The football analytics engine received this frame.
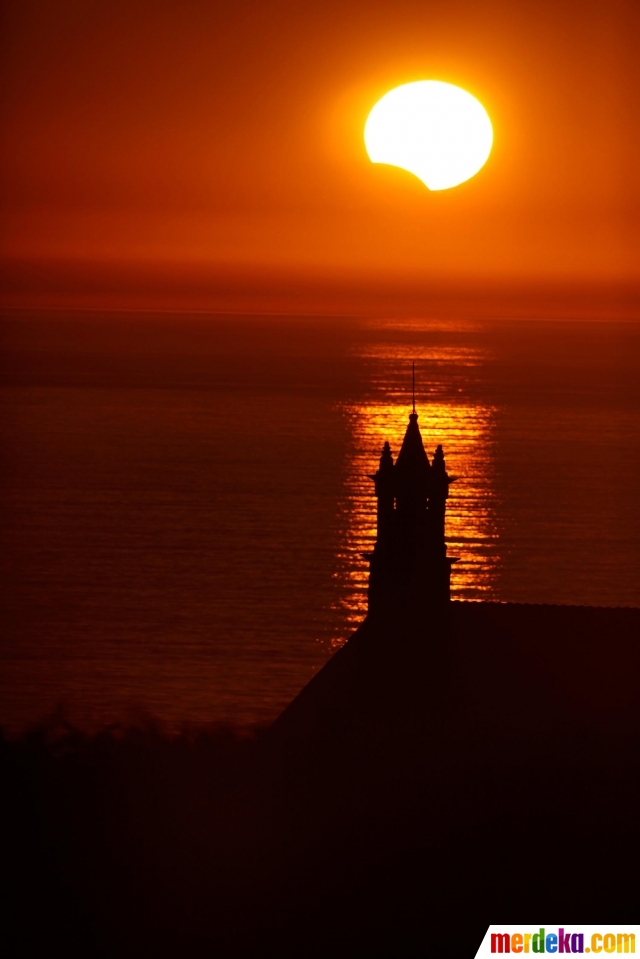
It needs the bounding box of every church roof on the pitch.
[395,411,430,473]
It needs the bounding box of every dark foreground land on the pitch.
[3,603,639,958]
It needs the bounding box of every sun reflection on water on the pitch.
[330,343,499,648]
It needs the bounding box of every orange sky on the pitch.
[1,0,639,308]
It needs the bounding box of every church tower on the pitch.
[365,406,456,617]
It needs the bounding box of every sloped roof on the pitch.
[394,411,430,474]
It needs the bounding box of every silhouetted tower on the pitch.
[366,399,456,618]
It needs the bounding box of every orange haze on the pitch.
[1,0,639,312]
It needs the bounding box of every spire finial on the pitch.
[412,361,415,414]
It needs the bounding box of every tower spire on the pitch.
[366,368,457,614]
[412,361,415,414]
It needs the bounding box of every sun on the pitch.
[364,80,493,191]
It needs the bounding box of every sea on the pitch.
[1,310,639,734]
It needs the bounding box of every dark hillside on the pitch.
[3,602,639,958]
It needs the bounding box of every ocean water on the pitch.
[1,311,639,733]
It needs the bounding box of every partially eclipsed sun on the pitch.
[364,80,493,191]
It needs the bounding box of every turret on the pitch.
[370,441,394,545]
[429,444,454,551]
